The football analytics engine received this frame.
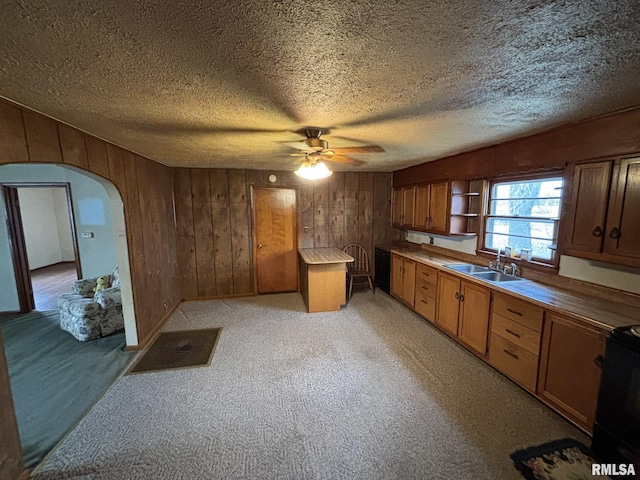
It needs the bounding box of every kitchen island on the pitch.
[298,247,354,313]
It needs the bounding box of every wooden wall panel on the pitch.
[58,124,89,170]
[85,136,110,179]
[228,170,252,294]
[357,173,374,262]
[210,170,233,296]
[106,144,127,197]
[0,100,29,164]
[343,172,359,247]
[22,110,62,163]
[313,177,330,247]
[173,168,198,299]
[329,172,345,248]
[190,169,217,297]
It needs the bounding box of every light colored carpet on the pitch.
[32,292,586,479]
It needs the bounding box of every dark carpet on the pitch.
[128,328,221,374]
[1,310,134,469]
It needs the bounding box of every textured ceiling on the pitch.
[1,1,639,171]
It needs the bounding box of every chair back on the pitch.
[343,244,370,273]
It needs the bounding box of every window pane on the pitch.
[490,198,560,218]
[485,217,556,260]
[485,232,554,260]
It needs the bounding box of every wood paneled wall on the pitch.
[173,168,399,299]
[0,99,180,344]
[393,107,640,186]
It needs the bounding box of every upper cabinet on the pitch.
[392,180,482,236]
[563,156,640,267]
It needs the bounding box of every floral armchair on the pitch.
[57,265,124,341]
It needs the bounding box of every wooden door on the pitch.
[564,161,612,253]
[401,187,415,228]
[402,258,416,307]
[414,185,430,230]
[436,273,460,336]
[538,313,605,432]
[429,181,449,234]
[392,188,403,226]
[458,281,491,356]
[391,254,404,298]
[604,157,640,259]
[253,188,297,293]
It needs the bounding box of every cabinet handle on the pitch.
[506,308,522,316]
[425,216,429,223]
[428,216,432,222]
[454,292,459,300]
[503,350,519,360]
[609,227,621,239]
[421,285,429,291]
[594,354,604,368]
[592,226,603,237]
[257,244,263,249]
[505,329,521,338]
[459,294,465,302]
[420,299,428,305]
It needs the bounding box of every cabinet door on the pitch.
[402,187,416,228]
[429,181,449,234]
[414,185,430,230]
[538,313,605,432]
[458,281,491,356]
[603,157,640,259]
[391,254,403,299]
[402,259,416,307]
[564,161,611,253]
[436,273,460,336]
[392,189,403,226]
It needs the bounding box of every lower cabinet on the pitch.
[537,313,606,432]
[414,264,438,322]
[436,272,491,356]
[391,254,416,307]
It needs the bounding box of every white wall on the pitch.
[405,229,640,295]
[0,164,118,311]
[17,187,75,270]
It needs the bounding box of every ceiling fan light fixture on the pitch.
[294,159,333,180]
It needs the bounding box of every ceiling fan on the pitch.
[286,129,385,167]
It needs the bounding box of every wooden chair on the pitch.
[343,244,374,300]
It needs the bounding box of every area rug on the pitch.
[511,438,609,479]
[128,328,220,373]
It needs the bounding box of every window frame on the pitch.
[479,172,564,268]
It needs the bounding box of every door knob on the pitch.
[257,244,263,249]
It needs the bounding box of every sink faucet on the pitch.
[489,249,502,271]
[502,262,518,277]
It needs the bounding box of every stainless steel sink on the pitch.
[443,264,492,274]
[471,271,522,282]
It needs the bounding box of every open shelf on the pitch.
[449,179,484,235]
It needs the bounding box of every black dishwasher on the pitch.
[374,247,391,294]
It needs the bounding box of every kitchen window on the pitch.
[483,176,563,264]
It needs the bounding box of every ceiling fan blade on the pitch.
[289,153,308,157]
[283,141,314,152]
[331,145,385,154]
[326,155,365,166]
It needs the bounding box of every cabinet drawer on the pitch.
[415,277,437,299]
[493,293,543,333]
[416,263,438,283]
[491,313,541,355]
[489,333,539,392]
[415,291,436,321]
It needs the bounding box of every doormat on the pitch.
[510,438,609,480]
[128,328,221,374]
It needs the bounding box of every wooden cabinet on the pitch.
[392,187,415,228]
[488,293,543,392]
[414,263,438,322]
[391,253,415,307]
[436,272,491,355]
[449,179,483,236]
[563,156,640,267]
[537,313,606,433]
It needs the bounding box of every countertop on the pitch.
[390,247,640,331]
[299,247,354,265]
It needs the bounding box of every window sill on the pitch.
[475,249,559,274]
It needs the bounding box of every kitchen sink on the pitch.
[443,264,491,274]
[471,271,522,282]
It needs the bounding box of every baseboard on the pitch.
[181,292,257,301]
[126,300,181,351]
